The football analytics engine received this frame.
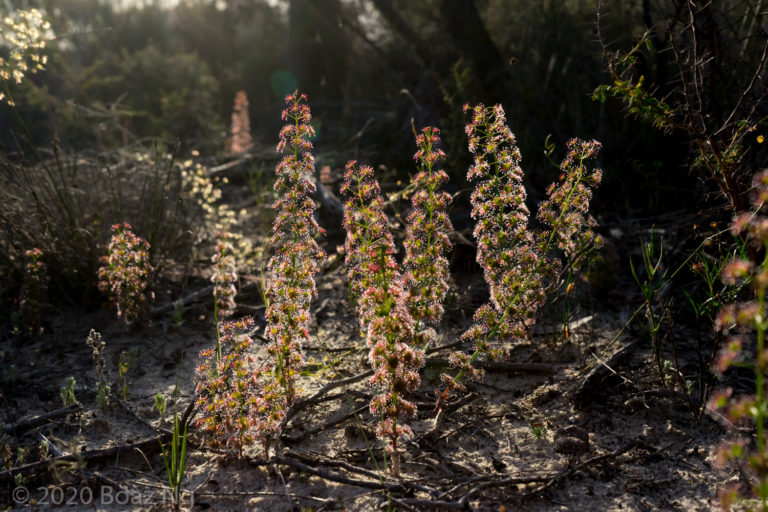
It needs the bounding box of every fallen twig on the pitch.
[284,369,374,424]
[283,404,369,444]
[3,403,82,436]
[0,435,168,482]
[269,454,435,495]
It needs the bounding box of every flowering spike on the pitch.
[461,103,545,359]
[341,160,425,476]
[536,138,603,270]
[402,127,453,345]
[265,91,325,405]
[20,247,47,333]
[435,106,602,414]
[226,90,254,155]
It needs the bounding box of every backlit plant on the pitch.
[194,317,259,455]
[436,104,602,412]
[342,160,425,476]
[0,8,52,105]
[402,126,453,347]
[264,91,325,405]
[97,223,153,325]
[708,169,768,511]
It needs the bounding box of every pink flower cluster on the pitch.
[708,169,768,508]
[341,160,425,476]
[195,317,283,456]
[402,127,453,345]
[97,223,153,325]
[211,231,238,319]
[265,91,325,405]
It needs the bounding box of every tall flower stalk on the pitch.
[342,161,425,476]
[435,105,601,413]
[264,91,325,405]
[536,139,603,270]
[402,127,453,347]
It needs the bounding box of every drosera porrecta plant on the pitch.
[341,160,425,477]
[435,104,602,413]
[97,223,154,326]
[264,90,325,405]
[708,169,768,511]
[402,126,454,348]
[194,317,259,455]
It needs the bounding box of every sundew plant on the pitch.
[264,91,325,406]
[341,160,425,476]
[436,104,602,412]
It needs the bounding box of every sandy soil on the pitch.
[0,255,740,512]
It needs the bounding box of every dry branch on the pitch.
[3,403,82,436]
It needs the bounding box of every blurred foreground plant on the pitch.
[709,170,768,511]
[0,8,52,105]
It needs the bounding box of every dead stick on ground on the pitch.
[0,400,196,483]
[269,455,433,495]
[283,404,369,443]
[3,403,82,436]
[283,369,374,424]
[282,450,437,494]
[0,435,168,482]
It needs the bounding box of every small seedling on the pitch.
[159,386,188,511]
[530,422,547,440]
[118,350,130,400]
[39,437,50,460]
[15,446,28,465]
[154,393,168,424]
[60,376,76,406]
[173,300,184,327]
[630,228,667,381]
